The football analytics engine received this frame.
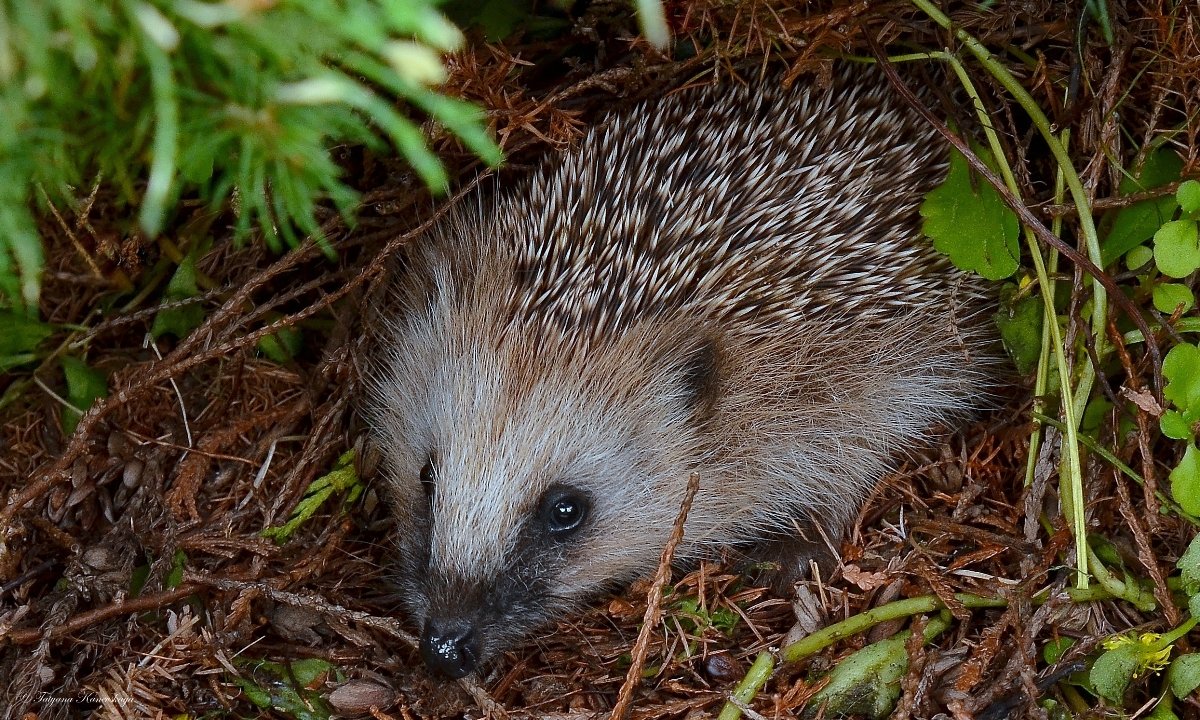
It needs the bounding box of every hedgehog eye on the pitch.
[419,457,435,497]
[539,488,590,536]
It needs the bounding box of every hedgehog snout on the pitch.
[415,569,557,677]
[420,615,481,678]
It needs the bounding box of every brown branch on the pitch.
[1042,180,1188,218]
[1106,320,1176,624]
[1107,319,1163,520]
[183,573,419,648]
[610,472,701,720]
[4,584,201,645]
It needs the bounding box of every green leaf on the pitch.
[166,550,187,589]
[0,311,53,371]
[150,253,206,339]
[672,597,740,635]
[1101,149,1184,266]
[233,676,273,709]
[993,284,1043,375]
[1092,632,1175,704]
[129,563,150,597]
[0,208,46,311]
[1177,533,1200,597]
[1043,637,1075,665]
[1126,244,1154,270]
[1154,220,1200,279]
[179,142,215,185]
[1147,695,1181,720]
[232,658,337,719]
[1178,180,1200,215]
[1090,642,1144,703]
[1,1,497,310]
[290,658,336,687]
[257,326,303,363]
[0,311,53,355]
[809,633,909,719]
[1154,283,1196,314]
[1169,653,1200,698]
[1120,149,1185,194]
[1161,410,1195,441]
[60,356,108,436]
[1081,395,1114,434]
[406,89,504,167]
[1090,533,1126,568]
[1103,196,1181,266]
[922,149,1020,280]
[136,26,179,238]
[1084,0,1114,45]
[1171,444,1200,518]
[1163,344,1200,413]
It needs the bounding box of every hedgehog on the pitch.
[367,67,996,679]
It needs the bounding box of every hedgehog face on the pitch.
[371,305,717,678]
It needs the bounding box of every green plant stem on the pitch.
[1061,684,1090,715]
[716,650,774,720]
[911,0,1105,590]
[716,578,1184,719]
[1026,138,1067,489]
[1154,615,1199,648]
[781,593,1006,663]
[1062,584,1118,603]
[1086,544,1157,612]
[1125,317,1200,343]
[936,51,1089,587]
[1042,569,1186,604]
[922,611,953,641]
[718,606,963,720]
[865,38,1091,586]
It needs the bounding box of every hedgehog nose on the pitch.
[420,618,479,678]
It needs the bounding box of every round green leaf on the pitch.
[1164,344,1200,411]
[1126,244,1154,270]
[1043,637,1076,665]
[1161,410,1194,441]
[1104,197,1181,266]
[1090,643,1142,703]
[1178,533,1200,596]
[1169,653,1200,698]
[1153,283,1196,314]
[60,356,108,436]
[1171,444,1200,517]
[1178,179,1200,215]
[1154,220,1200,278]
[1102,149,1184,266]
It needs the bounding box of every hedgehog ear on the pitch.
[671,332,722,421]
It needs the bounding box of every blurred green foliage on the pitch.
[0,0,503,314]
